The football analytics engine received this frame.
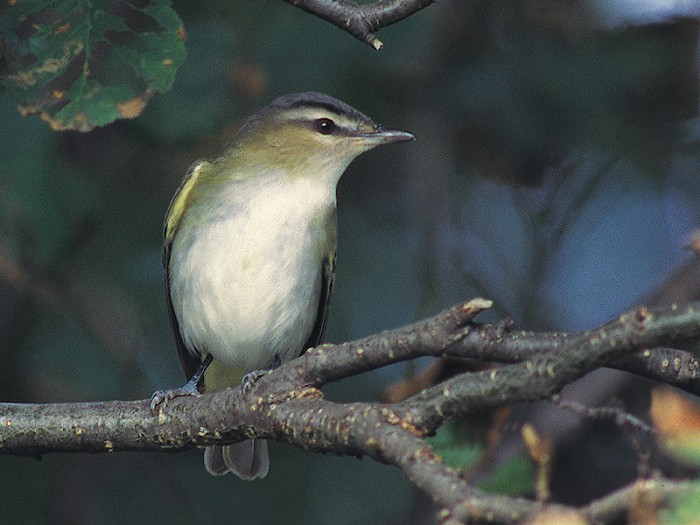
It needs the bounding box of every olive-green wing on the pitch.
[163,160,210,380]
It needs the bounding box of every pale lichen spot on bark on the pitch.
[635,307,651,323]
[366,437,379,448]
[438,509,451,521]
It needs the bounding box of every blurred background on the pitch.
[1,0,699,523]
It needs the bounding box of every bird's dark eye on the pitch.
[314,118,336,135]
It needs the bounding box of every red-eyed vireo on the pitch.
[153,92,414,479]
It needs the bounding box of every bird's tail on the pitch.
[204,439,269,480]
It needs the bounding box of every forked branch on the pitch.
[1,299,698,523]
[283,0,436,49]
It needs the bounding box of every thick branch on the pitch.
[283,0,436,49]
[5,300,697,455]
[283,299,700,396]
[400,304,700,430]
[1,300,699,523]
[451,327,700,395]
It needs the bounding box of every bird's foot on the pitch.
[242,355,282,395]
[242,370,267,395]
[150,380,200,414]
[151,354,212,413]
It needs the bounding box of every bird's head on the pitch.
[225,92,414,182]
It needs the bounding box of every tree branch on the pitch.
[282,0,436,49]
[2,299,699,523]
[399,304,700,430]
[450,327,700,396]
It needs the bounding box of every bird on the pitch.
[154,91,414,479]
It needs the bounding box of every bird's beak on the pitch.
[361,129,415,144]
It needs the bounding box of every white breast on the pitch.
[169,174,335,371]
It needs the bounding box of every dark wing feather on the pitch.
[163,239,202,381]
[302,252,335,353]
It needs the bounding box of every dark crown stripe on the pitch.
[268,92,374,126]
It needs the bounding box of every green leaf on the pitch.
[0,0,186,131]
[428,421,485,470]
[660,482,700,525]
[477,454,534,497]
[428,420,534,497]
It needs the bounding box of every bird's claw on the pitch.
[150,381,200,414]
[242,370,267,395]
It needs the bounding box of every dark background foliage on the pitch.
[1,1,699,523]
